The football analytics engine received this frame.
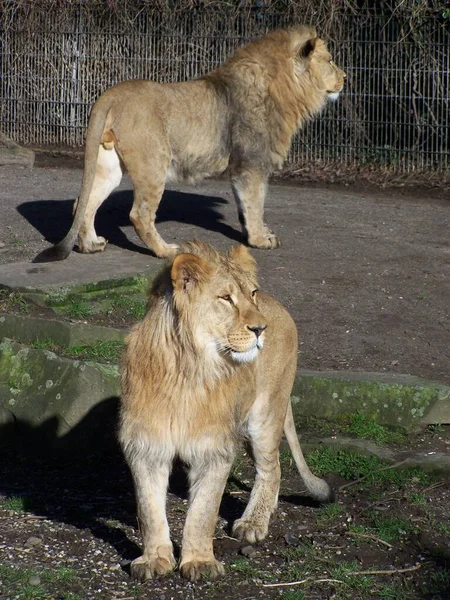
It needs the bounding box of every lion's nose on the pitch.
[248,325,267,338]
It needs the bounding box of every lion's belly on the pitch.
[121,411,237,465]
[165,153,229,185]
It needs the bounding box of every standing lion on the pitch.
[34,26,345,263]
[119,241,333,582]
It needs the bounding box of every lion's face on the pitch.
[305,38,346,101]
[171,243,266,364]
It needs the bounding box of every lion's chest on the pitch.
[127,377,254,461]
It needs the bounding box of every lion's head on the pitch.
[168,241,266,364]
[215,25,346,166]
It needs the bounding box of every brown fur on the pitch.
[119,241,333,582]
[33,26,345,263]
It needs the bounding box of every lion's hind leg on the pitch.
[126,158,179,259]
[77,145,123,254]
[125,449,176,582]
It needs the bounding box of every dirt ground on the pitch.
[0,156,449,384]
[1,428,450,600]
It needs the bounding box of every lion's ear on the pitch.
[229,245,257,275]
[171,253,212,293]
[299,37,318,59]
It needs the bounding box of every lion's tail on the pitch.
[33,100,112,263]
[284,402,334,503]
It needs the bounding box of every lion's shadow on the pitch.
[0,397,324,569]
[18,188,243,255]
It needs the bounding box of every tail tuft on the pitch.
[32,244,71,263]
[308,477,335,504]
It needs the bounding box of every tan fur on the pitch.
[119,241,333,582]
[33,26,345,264]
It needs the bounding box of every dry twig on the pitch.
[262,564,421,588]
[263,577,344,588]
[346,530,394,549]
[422,480,450,494]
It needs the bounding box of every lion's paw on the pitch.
[180,559,225,582]
[232,517,269,544]
[248,232,280,250]
[77,236,108,254]
[154,243,180,259]
[130,554,175,582]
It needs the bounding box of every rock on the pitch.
[240,545,257,558]
[284,533,299,546]
[28,574,41,586]
[25,536,43,548]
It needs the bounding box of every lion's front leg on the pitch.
[179,457,233,582]
[127,455,176,582]
[231,170,280,250]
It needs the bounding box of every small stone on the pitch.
[0,242,5,248]
[29,574,41,586]
[25,536,43,548]
[240,545,257,558]
[284,533,299,546]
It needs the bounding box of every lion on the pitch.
[119,240,333,582]
[33,26,345,264]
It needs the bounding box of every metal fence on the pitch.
[0,2,449,175]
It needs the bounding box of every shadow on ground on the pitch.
[17,188,243,255]
[0,397,330,567]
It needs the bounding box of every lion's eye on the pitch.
[251,289,258,298]
[219,294,234,305]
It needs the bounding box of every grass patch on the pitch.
[0,564,81,600]
[107,295,146,320]
[0,289,29,313]
[346,414,406,444]
[32,339,124,363]
[315,503,344,525]
[60,300,92,320]
[3,495,27,512]
[230,557,274,581]
[408,492,427,506]
[350,515,416,543]
[305,447,434,487]
[296,414,407,445]
[436,522,450,535]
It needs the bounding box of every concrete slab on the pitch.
[0,246,160,291]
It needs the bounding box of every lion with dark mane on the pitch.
[34,26,345,263]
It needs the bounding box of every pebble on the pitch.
[240,545,257,558]
[0,242,5,248]
[29,574,41,586]
[284,533,299,546]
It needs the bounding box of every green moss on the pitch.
[31,339,124,363]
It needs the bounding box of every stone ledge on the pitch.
[1,340,449,456]
[292,371,449,432]
[0,312,125,347]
